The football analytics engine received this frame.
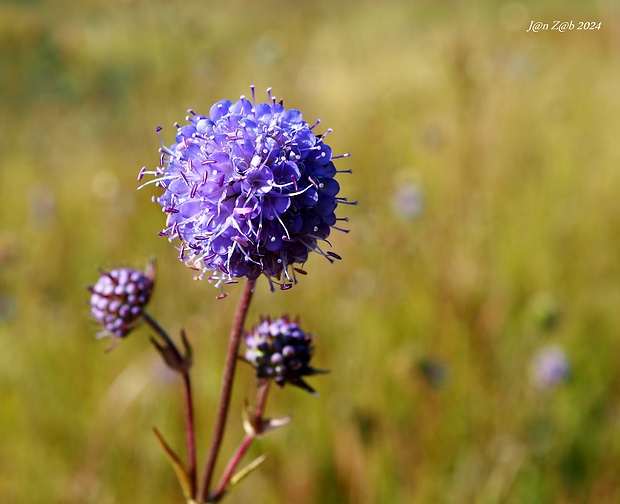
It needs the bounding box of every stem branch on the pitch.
[212,381,271,501]
[143,312,197,497]
[142,311,177,356]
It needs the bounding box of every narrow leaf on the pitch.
[242,398,255,436]
[229,453,269,489]
[152,427,193,501]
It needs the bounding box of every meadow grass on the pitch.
[1,0,620,502]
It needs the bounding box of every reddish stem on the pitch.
[183,372,197,497]
[198,279,256,503]
[212,433,253,501]
[143,311,181,361]
[143,312,197,497]
[253,379,271,420]
[212,381,271,501]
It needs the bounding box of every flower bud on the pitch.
[89,263,155,338]
[245,316,325,395]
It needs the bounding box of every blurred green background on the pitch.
[2,0,620,502]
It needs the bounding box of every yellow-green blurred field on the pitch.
[2,0,620,502]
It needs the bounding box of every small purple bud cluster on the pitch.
[244,316,323,395]
[140,86,353,289]
[89,266,155,337]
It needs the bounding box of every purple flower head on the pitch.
[244,316,326,395]
[530,346,571,389]
[392,183,424,220]
[140,87,353,290]
[89,262,155,338]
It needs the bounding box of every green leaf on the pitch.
[152,427,194,501]
[229,453,268,490]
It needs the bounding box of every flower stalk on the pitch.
[211,381,271,502]
[143,312,197,496]
[198,278,256,503]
